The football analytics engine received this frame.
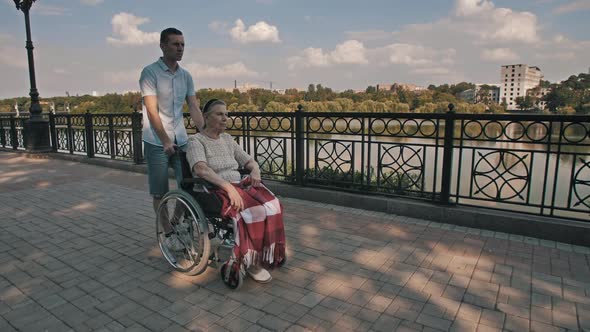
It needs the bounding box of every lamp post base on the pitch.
[24,118,51,153]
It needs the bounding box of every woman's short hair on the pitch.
[202,99,226,114]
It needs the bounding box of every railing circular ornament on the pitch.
[504,121,526,141]
[280,117,291,131]
[524,121,549,142]
[562,122,589,144]
[418,119,437,137]
[308,117,322,133]
[379,144,423,191]
[483,121,503,140]
[320,118,336,133]
[371,118,386,135]
[464,120,483,139]
[401,119,419,136]
[385,119,403,136]
[473,150,529,201]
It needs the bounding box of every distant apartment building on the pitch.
[376,84,393,91]
[393,83,426,92]
[500,64,543,110]
[458,84,500,104]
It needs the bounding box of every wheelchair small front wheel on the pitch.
[220,260,243,290]
[156,190,211,276]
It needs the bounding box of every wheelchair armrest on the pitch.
[181,170,251,192]
[181,178,216,191]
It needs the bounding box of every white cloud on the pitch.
[413,67,451,75]
[535,52,577,60]
[53,68,68,75]
[387,43,456,66]
[455,0,494,16]
[454,0,539,43]
[0,34,27,68]
[208,21,228,34]
[331,40,369,65]
[185,62,258,79]
[106,13,159,46]
[229,19,281,44]
[0,47,27,69]
[80,0,104,5]
[295,48,330,67]
[481,48,519,61]
[103,68,142,84]
[288,40,368,70]
[33,4,70,16]
[554,0,590,14]
[344,30,393,41]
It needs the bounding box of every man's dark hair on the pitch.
[160,28,183,44]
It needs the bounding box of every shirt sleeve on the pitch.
[139,67,157,97]
[186,72,196,97]
[186,137,207,173]
[231,137,253,168]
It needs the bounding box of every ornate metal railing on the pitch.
[1,107,588,221]
[0,114,29,151]
[451,113,590,220]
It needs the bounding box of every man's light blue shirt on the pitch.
[140,57,195,146]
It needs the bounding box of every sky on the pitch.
[1,0,589,99]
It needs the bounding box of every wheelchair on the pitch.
[155,151,248,289]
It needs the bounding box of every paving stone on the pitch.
[1,153,590,332]
[416,312,452,330]
[371,314,400,332]
[479,309,505,328]
[504,314,530,331]
[258,314,292,332]
[297,291,325,308]
[450,319,477,332]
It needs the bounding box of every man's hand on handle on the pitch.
[163,141,177,157]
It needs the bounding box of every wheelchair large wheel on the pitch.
[156,190,210,276]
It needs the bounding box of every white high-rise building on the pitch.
[500,64,543,110]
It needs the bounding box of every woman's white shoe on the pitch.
[246,265,272,283]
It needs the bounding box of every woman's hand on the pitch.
[250,168,262,187]
[222,183,244,211]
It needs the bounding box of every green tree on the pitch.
[305,84,316,101]
[365,86,377,94]
[514,96,535,110]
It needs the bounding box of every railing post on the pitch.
[0,117,6,148]
[66,114,74,154]
[10,115,18,150]
[131,107,143,164]
[440,103,455,204]
[295,104,304,185]
[48,110,57,151]
[85,110,94,158]
[108,115,116,159]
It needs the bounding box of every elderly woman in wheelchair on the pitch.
[155,99,286,289]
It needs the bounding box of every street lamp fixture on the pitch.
[14,0,51,152]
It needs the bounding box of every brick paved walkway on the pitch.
[1,152,590,332]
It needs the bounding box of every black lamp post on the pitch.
[14,0,51,152]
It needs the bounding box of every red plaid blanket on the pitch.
[213,178,286,268]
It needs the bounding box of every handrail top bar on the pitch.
[3,111,584,122]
